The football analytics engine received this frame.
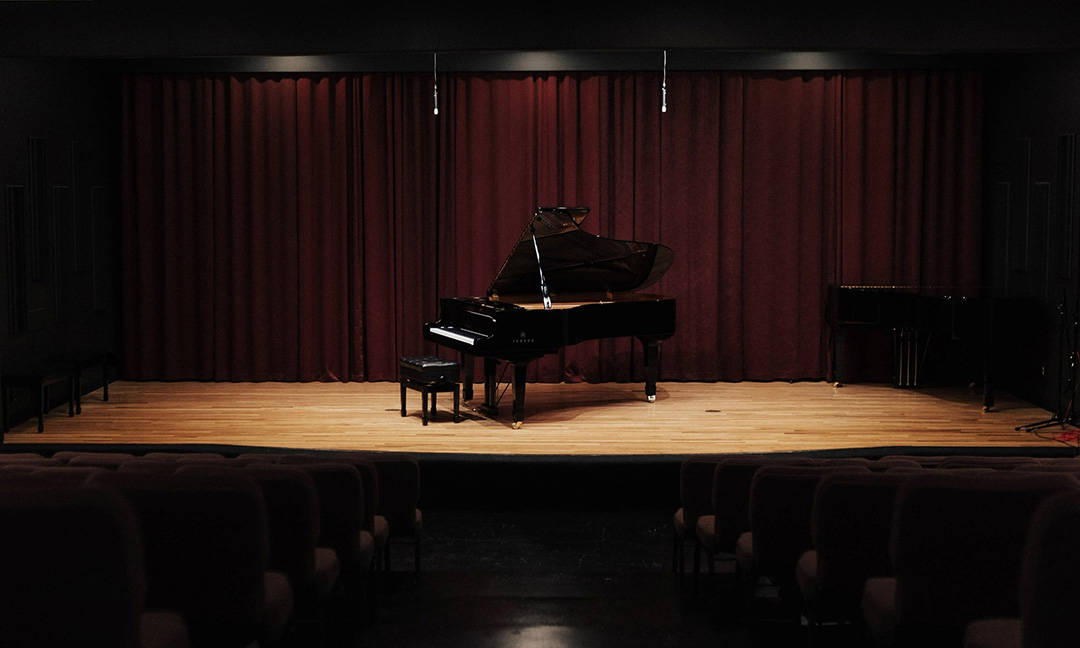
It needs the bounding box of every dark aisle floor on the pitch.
[339,507,823,648]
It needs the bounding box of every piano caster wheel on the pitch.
[512,421,522,430]
[647,394,656,402]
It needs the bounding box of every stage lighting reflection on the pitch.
[494,625,582,647]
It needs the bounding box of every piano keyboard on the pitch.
[428,326,478,346]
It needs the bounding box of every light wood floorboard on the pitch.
[2,380,1072,455]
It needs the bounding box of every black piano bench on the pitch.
[399,356,461,426]
[2,360,78,434]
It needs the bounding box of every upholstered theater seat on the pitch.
[87,471,273,648]
[862,472,1078,647]
[0,482,189,648]
[964,491,1080,648]
[797,472,914,643]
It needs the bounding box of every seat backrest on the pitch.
[65,452,136,469]
[0,455,61,466]
[289,462,364,564]
[678,455,726,529]
[29,466,111,484]
[143,452,226,462]
[880,454,948,467]
[869,458,923,471]
[891,472,1078,636]
[117,459,178,474]
[367,454,420,537]
[1020,491,1080,647]
[0,484,145,648]
[710,454,818,550]
[812,472,913,612]
[278,453,379,533]
[750,464,870,584]
[938,455,1038,470]
[88,470,267,648]
[236,464,320,593]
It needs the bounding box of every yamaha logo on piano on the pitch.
[514,331,535,344]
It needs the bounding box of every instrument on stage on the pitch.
[826,283,995,409]
[423,206,676,427]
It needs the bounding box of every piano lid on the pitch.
[487,206,674,298]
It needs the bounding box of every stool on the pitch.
[2,362,78,434]
[399,356,461,426]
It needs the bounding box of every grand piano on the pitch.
[423,206,676,427]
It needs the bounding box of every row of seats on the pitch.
[0,449,422,648]
[673,453,1080,647]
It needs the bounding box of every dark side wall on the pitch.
[0,59,120,422]
[984,53,1080,415]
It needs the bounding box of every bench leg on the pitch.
[431,392,437,418]
[102,362,109,401]
[400,382,407,417]
[421,390,429,426]
[69,376,76,416]
[454,384,460,423]
[75,373,82,414]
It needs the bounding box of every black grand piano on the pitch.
[423,206,676,427]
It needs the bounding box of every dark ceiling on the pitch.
[0,0,1078,59]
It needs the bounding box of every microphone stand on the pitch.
[530,223,552,310]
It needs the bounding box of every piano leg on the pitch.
[477,357,499,417]
[461,352,474,401]
[512,363,527,429]
[642,338,660,402]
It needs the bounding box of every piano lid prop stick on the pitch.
[432,51,439,116]
[529,224,553,310]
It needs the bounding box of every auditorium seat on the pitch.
[862,472,1078,647]
[144,452,227,461]
[939,455,1039,470]
[87,470,281,648]
[880,455,948,467]
[30,465,110,484]
[797,472,914,644]
[868,458,922,471]
[276,453,387,570]
[672,455,725,575]
[288,462,372,593]
[962,491,1080,648]
[0,452,54,464]
[65,452,136,469]
[227,464,341,610]
[0,482,189,648]
[736,463,870,613]
[118,459,180,474]
[693,454,817,585]
[367,453,422,573]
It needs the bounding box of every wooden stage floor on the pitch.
[2,380,1074,456]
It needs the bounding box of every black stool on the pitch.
[399,356,460,425]
[2,361,78,434]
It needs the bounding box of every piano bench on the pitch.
[399,357,461,426]
[2,362,79,434]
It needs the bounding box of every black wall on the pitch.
[0,58,120,422]
[984,53,1080,414]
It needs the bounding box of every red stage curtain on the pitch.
[839,70,982,287]
[121,69,981,383]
